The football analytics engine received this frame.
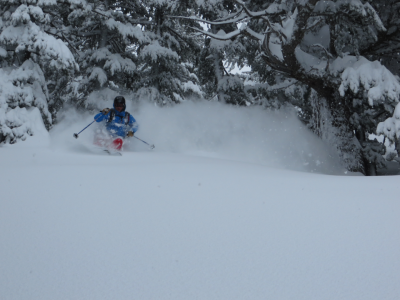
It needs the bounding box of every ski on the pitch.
[103,149,122,156]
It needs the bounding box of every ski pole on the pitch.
[133,135,155,149]
[73,114,104,139]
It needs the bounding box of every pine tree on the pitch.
[0,0,77,143]
[195,0,249,105]
[50,0,152,109]
[132,0,203,105]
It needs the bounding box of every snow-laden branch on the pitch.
[92,9,154,26]
[232,0,285,18]
[105,19,150,43]
[377,103,400,143]
[167,13,248,26]
[313,0,386,32]
[0,23,78,71]
[334,57,400,106]
[189,25,262,42]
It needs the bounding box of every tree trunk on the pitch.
[99,0,109,48]
[355,128,377,176]
[366,162,377,176]
[310,91,366,174]
[395,137,400,159]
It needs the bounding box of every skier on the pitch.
[93,96,138,151]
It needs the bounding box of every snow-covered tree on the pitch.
[48,0,154,109]
[189,0,400,175]
[194,0,249,105]
[0,0,77,143]
[132,0,203,105]
[377,102,400,161]
[362,0,400,75]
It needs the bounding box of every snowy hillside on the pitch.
[1,102,399,300]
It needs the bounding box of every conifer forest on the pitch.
[1,0,400,175]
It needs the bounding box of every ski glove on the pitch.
[127,131,134,137]
[102,108,110,115]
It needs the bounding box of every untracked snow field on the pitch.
[1,102,399,300]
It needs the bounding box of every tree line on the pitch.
[1,0,400,175]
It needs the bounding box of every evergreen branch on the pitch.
[167,14,248,26]
[92,9,112,19]
[165,26,200,50]
[92,9,153,26]
[360,32,400,56]
[73,31,102,37]
[267,81,298,92]
[310,44,333,58]
[222,63,230,76]
[232,0,285,19]
[212,8,244,22]
[304,17,324,32]
[189,26,261,42]
[60,34,80,57]
[189,27,241,41]
[259,50,291,75]
[44,28,80,57]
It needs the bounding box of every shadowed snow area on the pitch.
[1,101,399,300]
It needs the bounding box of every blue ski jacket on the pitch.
[94,109,138,138]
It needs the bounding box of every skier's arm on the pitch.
[94,110,110,122]
[128,116,139,133]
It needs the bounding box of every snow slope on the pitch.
[1,102,399,300]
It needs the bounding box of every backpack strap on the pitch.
[106,109,130,125]
[124,111,130,125]
[107,109,115,123]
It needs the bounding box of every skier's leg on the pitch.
[94,127,111,148]
[111,138,123,150]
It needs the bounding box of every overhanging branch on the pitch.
[189,26,262,42]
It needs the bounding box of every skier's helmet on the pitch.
[113,96,126,111]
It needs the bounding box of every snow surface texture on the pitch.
[1,101,400,300]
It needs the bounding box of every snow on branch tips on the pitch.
[0,23,77,71]
[377,103,400,143]
[313,0,386,33]
[89,67,108,87]
[90,49,136,75]
[140,41,179,62]
[105,19,150,43]
[336,57,400,106]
